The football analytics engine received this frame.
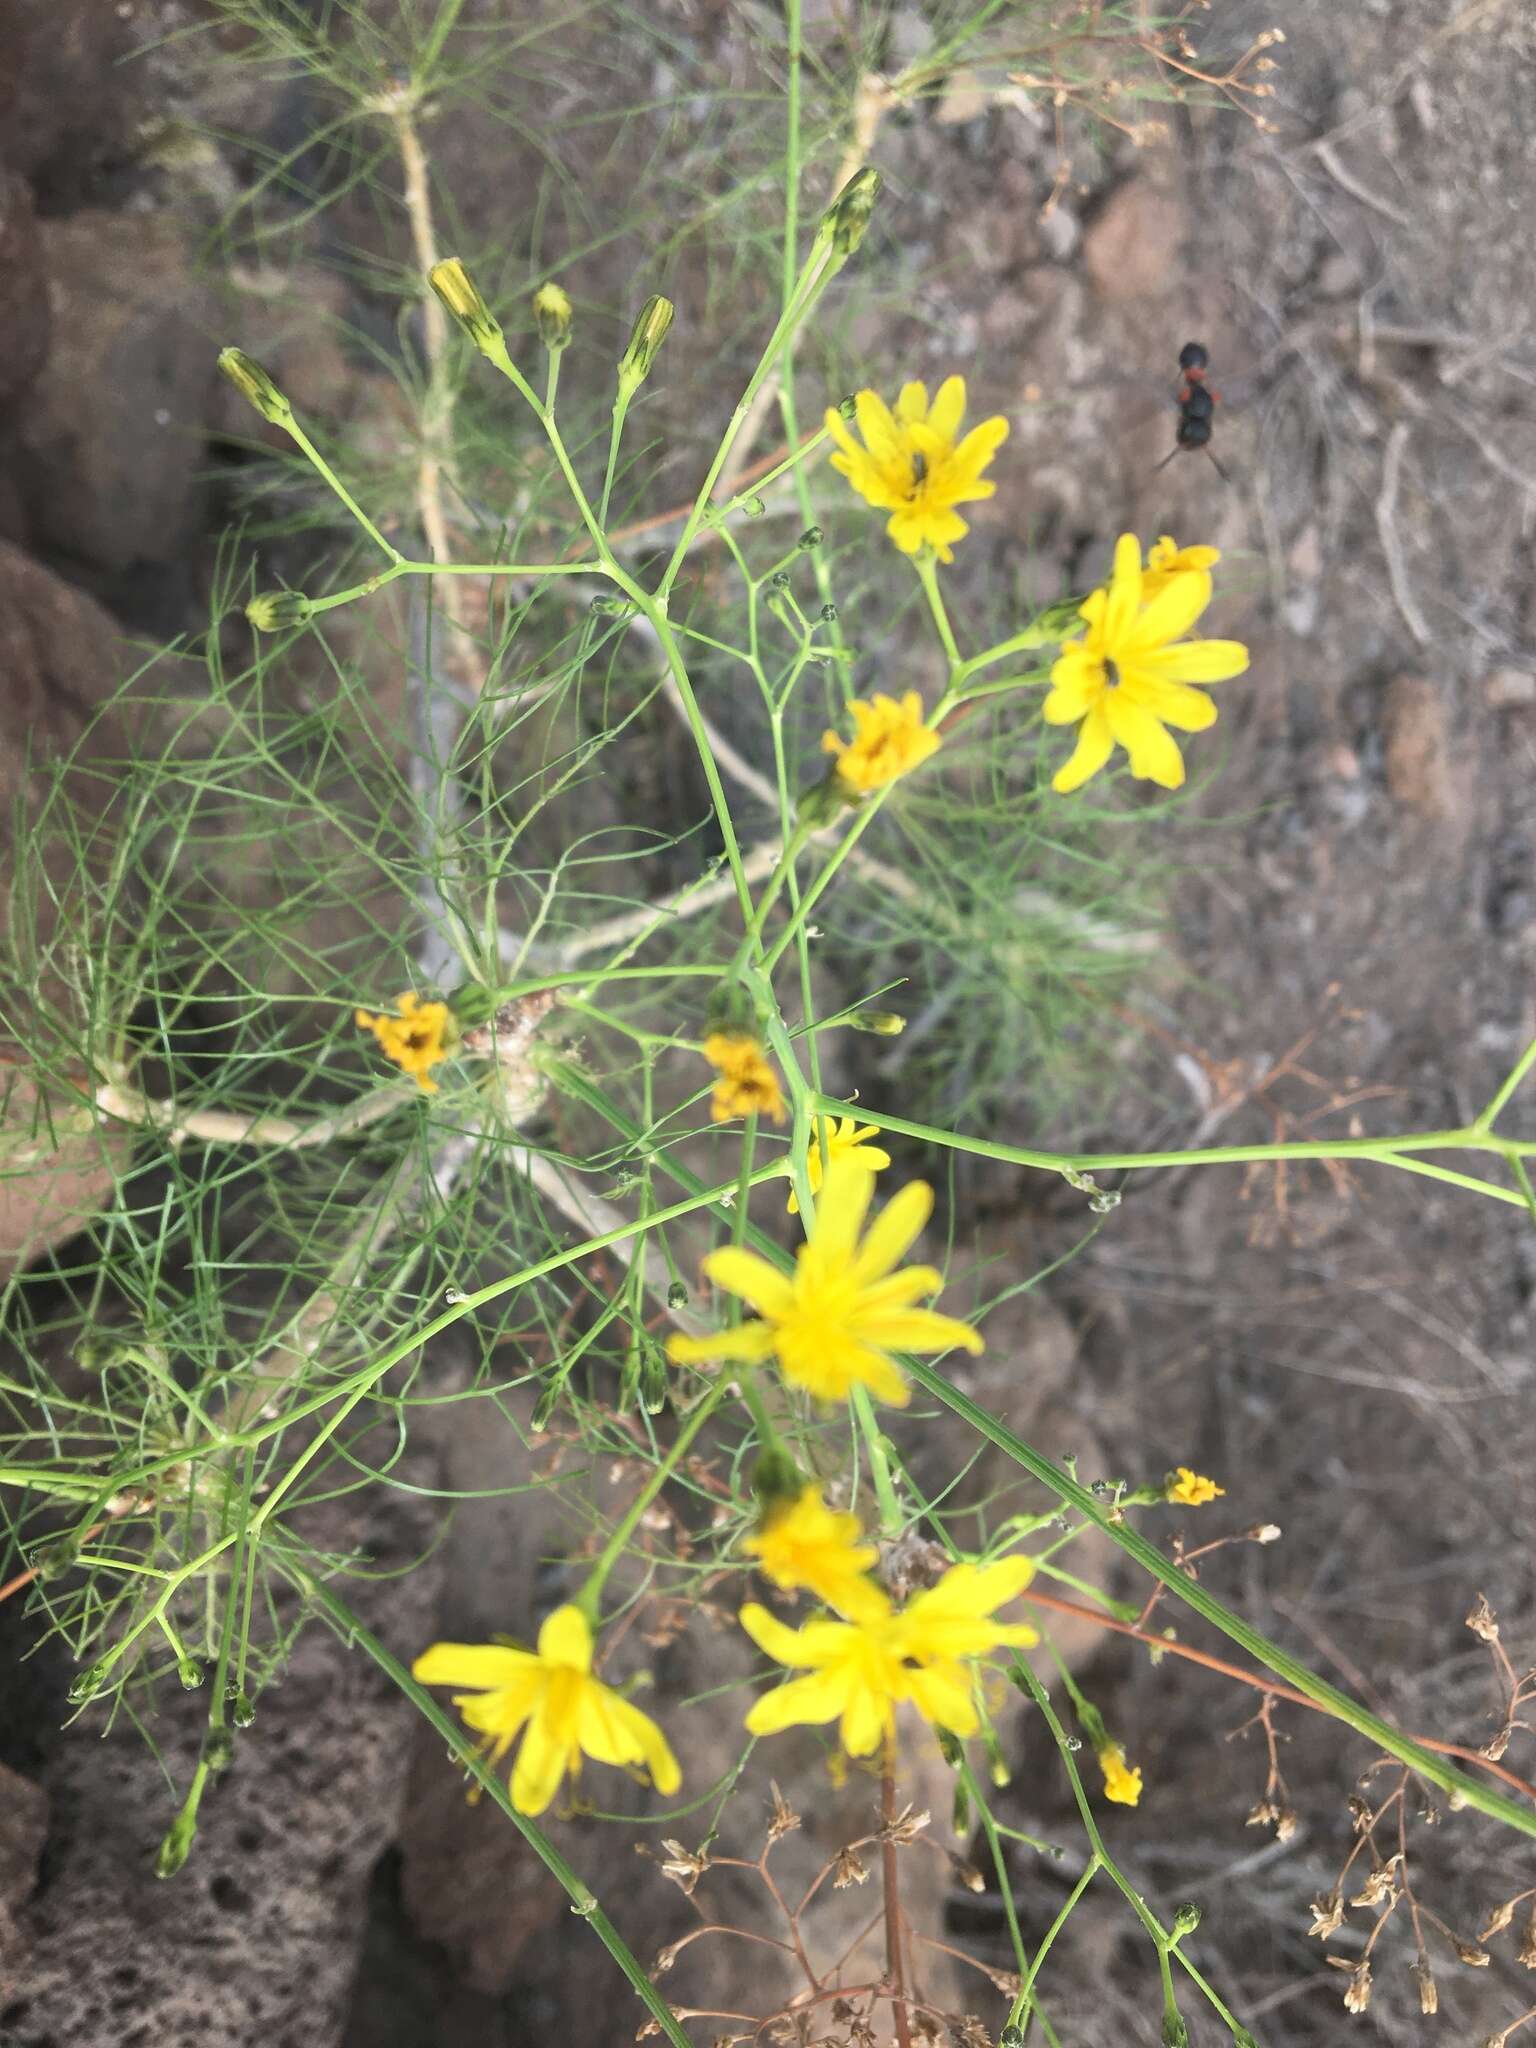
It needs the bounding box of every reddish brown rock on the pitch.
[1082,175,1188,301]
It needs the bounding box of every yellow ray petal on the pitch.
[1052,707,1115,794]
[666,1320,777,1364]
[745,1668,851,1735]
[850,1178,934,1285]
[1139,639,1251,684]
[536,1604,592,1670]
[928,374,967,443]
[510,1700,576,1815]
[1105,694,1185,788]
[700,1246,796,1318]
[1101,532,1144,646]
[1126,570,1211,649]
[412,1641,540,1690]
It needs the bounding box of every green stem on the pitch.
[283,417,402,561]
[1477,1033,1536,1130]
[908,1369,1536,1838]
[915,551,962,671]
[810,1095,1536,1210]
[576,1374,733,1612]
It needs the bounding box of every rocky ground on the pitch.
[3,0,1535,2043]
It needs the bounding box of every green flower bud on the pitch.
[666,1280,688,1309]
[796,769,855,830]
[246,589,312,633]
[217,347,293,427]
[178,1658,206,1691]
[821,167,882,256]
[798,525,823,551]
[749,1445,803,1511]
[639,1336,669,1415]
[618,294,675,390]
[428,258,505,358]
[533,281,573,350]
[68,1657,110,1705]
[205,1726,235,1772]
[155,1806,198,1879]
[1170,1902,1202,1938]
[703,978,757,1039]
[530,1382,561,1432]
[230,1690,256,1730]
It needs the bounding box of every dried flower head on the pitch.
[1308,1891,1345,1940]
[1455,1942,1492,1968]
[1467,1593,1501,1642]
[767,1780,801,1841]
[1407,1951,1445,2014]
[1338,1960,1372,2014]
[655,1837,711,1895]
[833,1843,869,1888]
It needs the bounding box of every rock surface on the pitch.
[0,170,49,407]
[17,211,218,577]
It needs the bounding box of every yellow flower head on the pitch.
[787,1115,892,1214]
[745,1485,884,1619]
[702,1031,786,1125]
[666,1158,982,1406]
[1097,1741,1143,1807]
[1045,533,1249,794]
[1165,1466,1225,1507]
[739,1554,1036,1757]
[822,691,941,796]
[355,991,455,1092]
[825,378,1009,562]
[1142,534,1221,601]
[412,1603,681,1817]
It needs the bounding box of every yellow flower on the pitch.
[412,1604,681,1817]
[1141,534,1221,601]
[702,1031,786,1124]
[788,1115,892,1214]
[825,378,1009,562]
[1097,1742,1143,1806]
[745,1485,884,1619]
[1165,1466,1225,1507]
[822,691,941,796]
[666,1158,982,1406]
[738,1554,1036,1757]
[1044,533,1249,794]
[355,991,455,1092]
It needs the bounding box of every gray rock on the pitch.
[16,211,218,575]
[0,171,49,407]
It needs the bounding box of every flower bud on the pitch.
[796,769,853,831]
[639,1336,669,1415]
[703,978,757,1040]
[618,294,675,390]
[1171,1903,1202,1938]
[217,347,293,427]
[230,1690,256,1730]
[246,589,312,633]
[798,525,823,551]
[750,1445,803,1511]
[820,166,882,257]
[533,281,572,350]
[205,1727,235,1772]
[428,258,505,358]
[155,1808,198,1880]
[666,1280,688,1309]
[530,1382,561,1432]
[847,1009,904,1036]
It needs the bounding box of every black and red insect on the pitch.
[1157,340,1228,480]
